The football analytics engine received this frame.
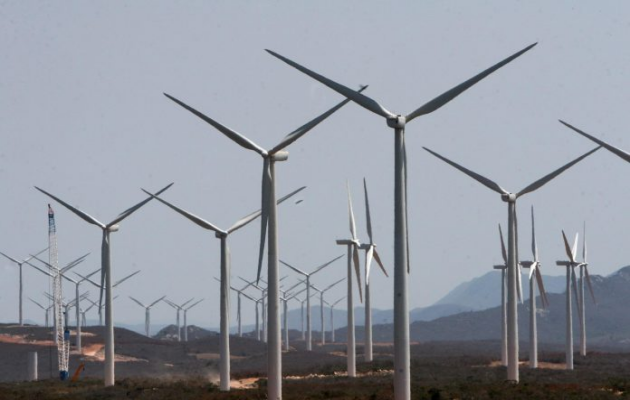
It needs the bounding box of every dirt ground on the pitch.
[1,324,630,399]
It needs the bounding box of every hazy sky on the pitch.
[2,1,630,329]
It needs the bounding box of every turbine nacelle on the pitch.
[386,115,406,129]
[108,225,120,232]
[268,151,289,162]
[501,193,516,203]
[215,231,228,239]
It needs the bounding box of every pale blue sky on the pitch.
[1,1,629,328]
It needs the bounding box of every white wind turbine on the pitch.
[493,224,509,367]
[231,286,258,338]
[28,258,97,353]
[85,295,120,326]
[182,298,204,342]
[128,295,166,337]
[311,278,345,345]
[29,297,53,327]
[359,178,388,362]
[267,43,537,400]
[0,247,48,326]
[81,299,97,327]
[145,188,303,392]
[327,296,345,343]
[423,145,599,382]
[281,255,343,351]
[35,183,172,386]
[519,207,549,369]
[164,84,364,400]
[556,231,581,370]
[164,298,194,341]
[26,253,90,344]
[335,182,363,377]
[239,276,268,343]
[578,223,596,356]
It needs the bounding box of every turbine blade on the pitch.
[406,43,537,122]
[347,181,358,241]
[373,249,388,277]
[516,147,600,198]
[528,261,537,281]
[141,189,225,234]
[324,277,345,292]
[531,206,539,261]
[365,245,374,284]
[24,261,53,278]
[582,221,588,263]
[34,187,105,228]
[353,244,363,302]
[560,120,630,164]
[269,86,368,155]
[164,93,267,156]
[363,178,373,244]
[561,231,575,263]
[61,253,90,273]
[128,296,146,308]
[0,251,20,264]
[227,186,306,234]
[74,272,100,288]
[113,270,140,288]
[423,147,508,195]
[312,254,344,275]
[110,183,174,227]
[572,233,579,261]
[186,298,204,310]
[265,50,394,118]
[279,260,307,276]
[498,224,508,264]
[585,266,597,304]
[256,159,271,283]
[22,247,49,264]
[535,268,549,308]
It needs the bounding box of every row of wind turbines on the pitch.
[8,39,629,400]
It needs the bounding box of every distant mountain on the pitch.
[434,271,566,310]
[154,324,218,341]
[339,266,630,349]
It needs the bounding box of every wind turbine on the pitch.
[360,178,388,362]
[311,278,345,345]
[556,231,582,370]
[34,183,172,386]
[28,259,97,353]
[239,276,268,343]
[327,296,345,343]
[267,43,537,400]
[519,207,549,369]
[232,286,258,338]
[85,296,120,326]
[164,84,365,400]
[128,295,166,337]
[145,188,303,391]
[163,298,194,341]
[0,247,48,325]
[182,298,204,342]
[578,223,596,356]
[493,224,508,367]
[423,145,599,382]
[29,297,52,327]
[26,253,90,343]
[281,255,343,351]
[335,182,363,377]
[81,299,97,327]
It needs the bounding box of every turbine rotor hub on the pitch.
[501,193,516,203]
[386,115,406,129]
